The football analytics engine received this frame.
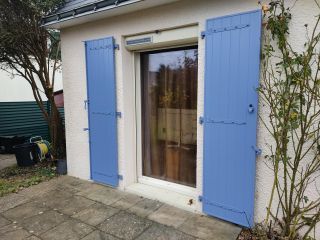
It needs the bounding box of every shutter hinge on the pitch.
[84,100,89,110]
[114,44,120,50]
[199,116,204,125]
[118,174,123,180]
[83,128,89,131]
[201,31,206,39]
[198,195,203,202]
[116,112,122,118]
[252,146,262,156]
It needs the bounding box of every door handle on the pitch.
[248,104,255,113]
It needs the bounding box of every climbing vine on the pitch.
[258,0,320,239]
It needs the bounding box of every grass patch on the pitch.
[0,161,57,197]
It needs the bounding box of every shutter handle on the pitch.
[248,104,255,113]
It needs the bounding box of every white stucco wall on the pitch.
[0,67,63,102]
[60,0,319,235]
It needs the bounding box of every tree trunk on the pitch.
[48,98,66,160]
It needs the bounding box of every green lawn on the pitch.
[0,161,57,197]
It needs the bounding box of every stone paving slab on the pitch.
[0,214,11,228]
[111,193,143,210]
[41,219,94,240]
[0,193,30,213]
[72,203,120,226]
[1,227,31,240]
[136,223,196,240]
[148,204,193,228]
[127,198,163,218]
[0,176,241,240]
[2,200,49,221]
[19,210,69,235]
[178,214,241,240]
[98,211,152,240]
[82,230,120,240]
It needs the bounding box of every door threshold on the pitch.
[125,182,201,213]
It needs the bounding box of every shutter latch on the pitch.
[201,31,206,39]
[199,116,204,125]
[252,146,262,156]
[83,128,89,131]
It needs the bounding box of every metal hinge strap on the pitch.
[116,112,122,118]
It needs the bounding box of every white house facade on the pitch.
[43,0,320,235]
[0,67,63,102]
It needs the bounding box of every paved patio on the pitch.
[0,154,16,170]
[0,176,241,240]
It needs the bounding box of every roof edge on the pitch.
[42,0,135,27]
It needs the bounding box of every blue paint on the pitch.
[202,10,262,227]
[85,36,119,187]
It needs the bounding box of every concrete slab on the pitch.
[41,219,94,240]
[72,203,120,226]
[136,223,196,240]
[0,227,30,240]
[0,223,22,235]
[20,210,68,235]
[50,195,96,215]
[98,211,152,240]
[82,230,121,240]
[2,200,49,221]
[35,189,73,208]
[0,193,29,213]
[79,186,125,206]
[19,179,60,199]
[111,193,144,210]
[148,204,193,228]
[0,176,242,240]
[178,214,241,240]
[25,236,42,240]
[127,198,163,218]
[0,214,11,228]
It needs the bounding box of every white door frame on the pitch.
[133,47,199,198]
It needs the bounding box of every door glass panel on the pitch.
[141,47,198,187]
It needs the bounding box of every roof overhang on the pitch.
[43,0,179,29]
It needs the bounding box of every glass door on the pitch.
[141,47,198,187]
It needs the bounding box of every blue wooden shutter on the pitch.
[202,10,262,227]
[85,37,119,187]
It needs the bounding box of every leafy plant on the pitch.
[0,162,57,197]
[0,0,66,159]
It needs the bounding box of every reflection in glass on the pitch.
[141,47,198,187]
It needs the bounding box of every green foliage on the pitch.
[25,0,65,15]
[0,0,66,159]
[0,162,57,197]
